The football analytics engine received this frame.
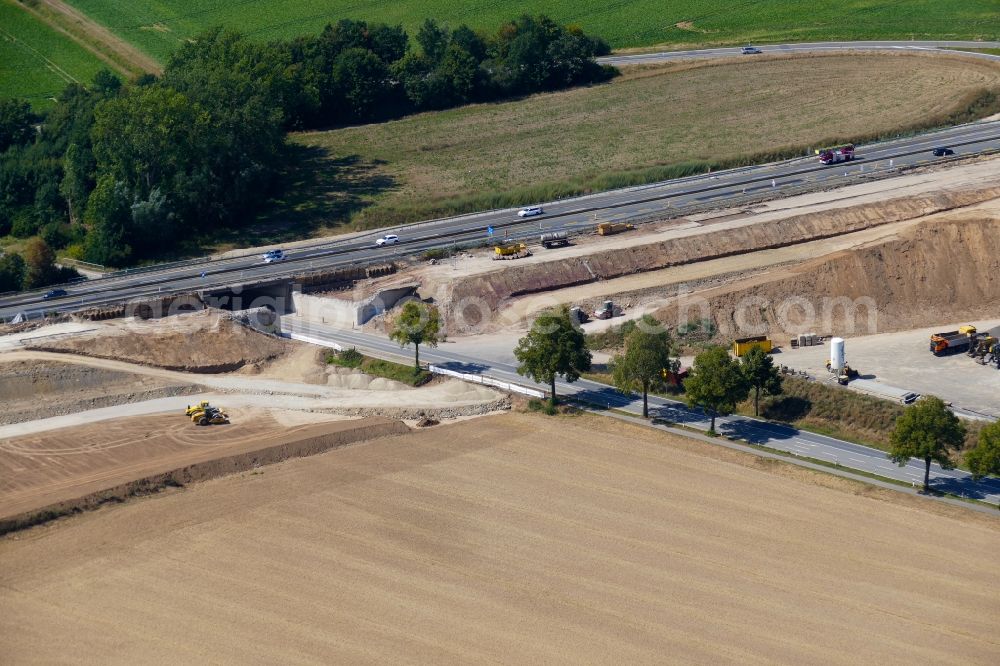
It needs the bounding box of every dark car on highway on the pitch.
[932,147,954,157]
[42,288,67,300]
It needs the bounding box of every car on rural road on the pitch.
[741,45,762,54]
[42,288,67,300]
[517,206,544,218]
[932,146,954,157]
[262,249,286,263]
[376,234,399,247]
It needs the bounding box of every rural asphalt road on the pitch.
[599,40,1000,65]
[283,318,1000,506]
[3,41,1000,320]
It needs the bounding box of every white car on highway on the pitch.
[376,234,399,247]
[262,249,286,263]
[517,206,544,218]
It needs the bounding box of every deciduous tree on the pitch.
[22,237,57,289]
[611,315,677,418]
[741,346,782,416]
[683,346,749,433]
[0,99,34,153]
[389,300,441,369]
[514,306,591,406]
[0,252,26,292]
[889,395,965,492]
[966,421,1000,480]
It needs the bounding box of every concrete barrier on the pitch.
[429,364,546,399]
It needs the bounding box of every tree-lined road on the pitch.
[283,318,1000,505]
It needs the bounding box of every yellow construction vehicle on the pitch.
[970,336,997,364]
[185,401,211,417]
[596,222,635,236]
[493,242,530,260]
[184,401,230,426]
[732,336,772,356]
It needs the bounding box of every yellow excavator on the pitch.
[184,401,230,426]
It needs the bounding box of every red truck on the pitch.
[817,144,855,165]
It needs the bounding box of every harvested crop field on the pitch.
[293,53,1000,230]
[0,411,406,531]
[2,412,996,662]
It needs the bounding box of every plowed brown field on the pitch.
[0,412,407,528]
[1,412,997,663]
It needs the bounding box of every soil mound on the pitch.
[0,359,199,425]
[27,311,291,373]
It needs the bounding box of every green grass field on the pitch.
[0,0,108,108]
[283,53,1000,234]
[61,0,1000,63]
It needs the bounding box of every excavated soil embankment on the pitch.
[444,186,1000,328]
[27,314,291,373]
[0,360,201,425]
[655,214,1000,339]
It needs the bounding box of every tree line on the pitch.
[0,15,613,290]
[387,304,1000,489]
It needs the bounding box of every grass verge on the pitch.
[326,347,431,387]
[749,376,986,464]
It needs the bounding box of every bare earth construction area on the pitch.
[1,412,997,663]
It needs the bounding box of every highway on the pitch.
[282,318,1000,505]
[599,40,1000,66]
[2,41,1000,320]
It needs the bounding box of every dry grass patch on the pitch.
[288,53,1000,233]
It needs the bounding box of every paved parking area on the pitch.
[778,319,1000,418]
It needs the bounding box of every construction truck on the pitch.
[540,231,569,249]
[817,144,855,165]
[593,300,622,320]
[493,242,530,260]
[185,401,230,426]
[929,325,976,356]
[969,335,997,362]
[596,222,635,236]
[825,360,860,385]
[732,336,772,356]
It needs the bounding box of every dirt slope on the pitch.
[656,211,1000,339]
[28,312,291,372]
[0,359,199,425]
[443,185,1000,329]
[1,412,996,663]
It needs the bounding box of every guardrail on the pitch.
[58,257,108,273]
[428,364,546,399]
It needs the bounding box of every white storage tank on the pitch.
[830,337,846,371]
